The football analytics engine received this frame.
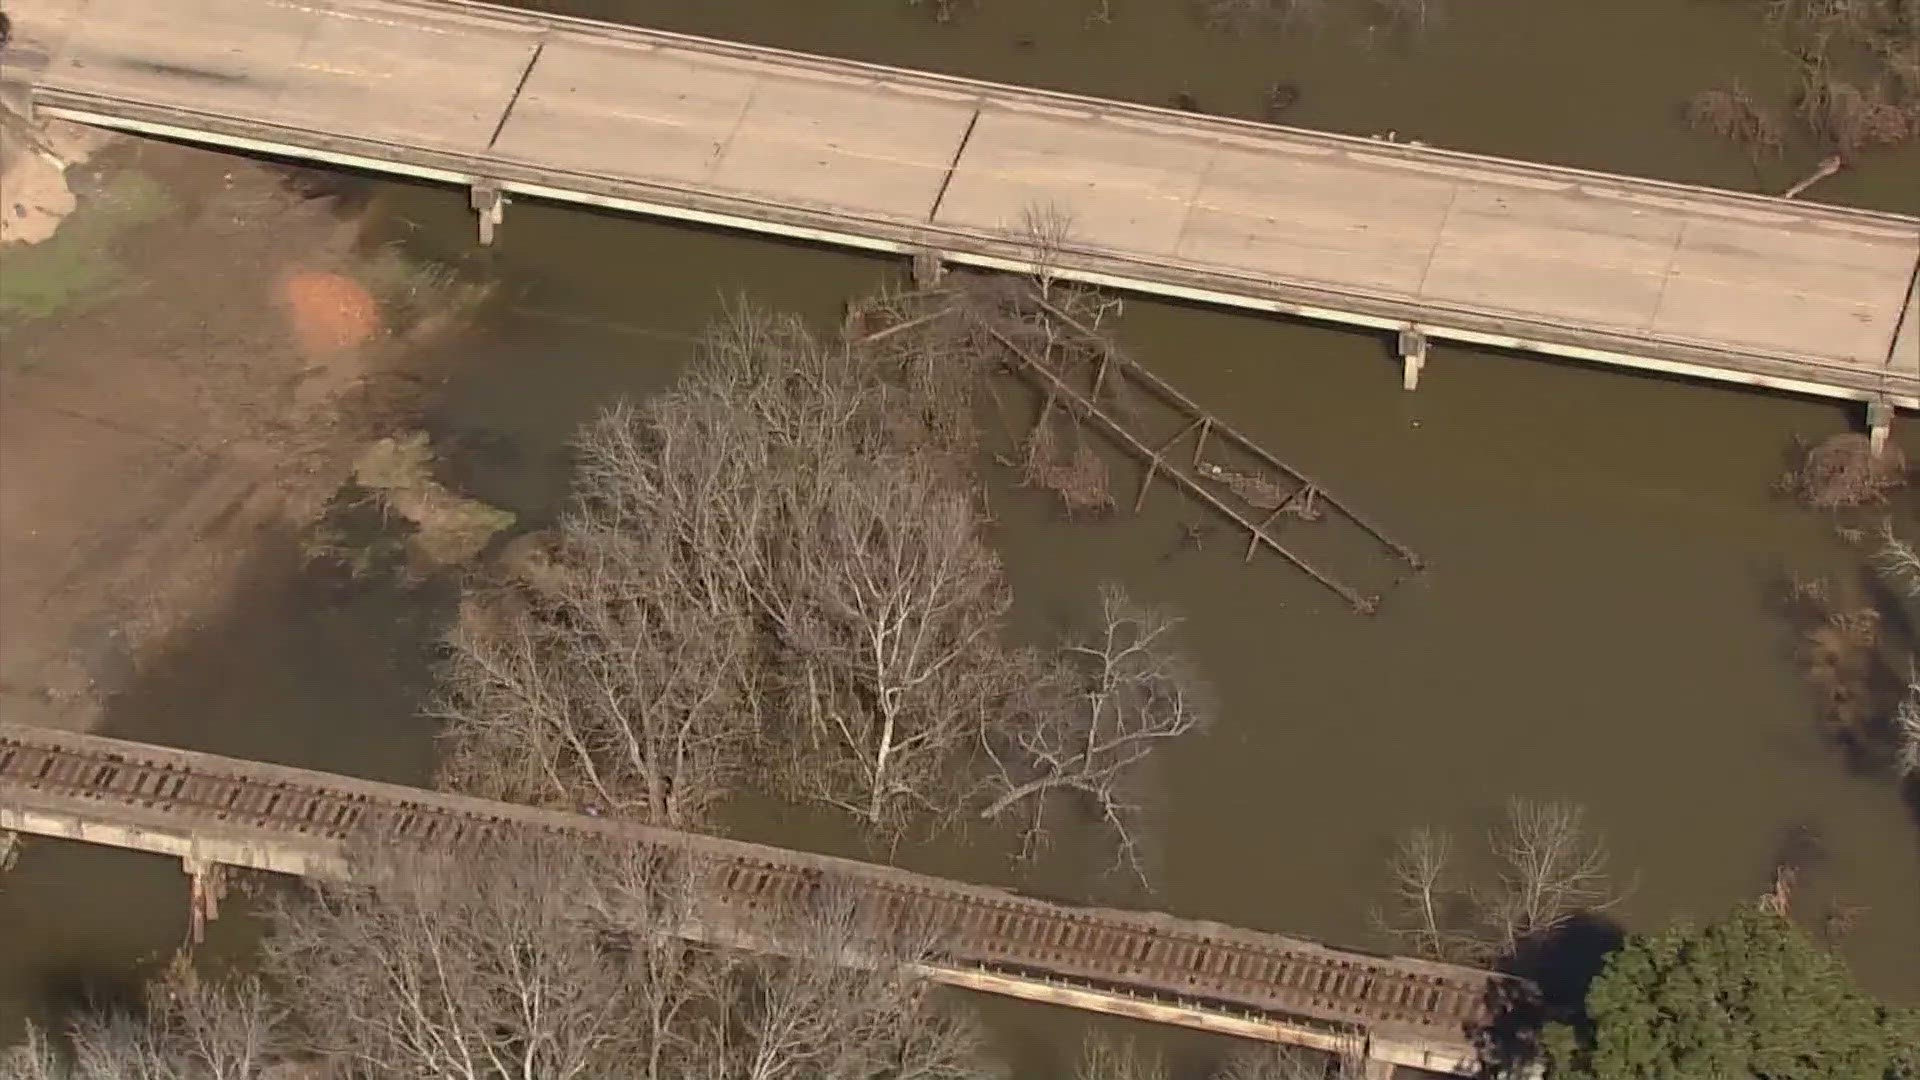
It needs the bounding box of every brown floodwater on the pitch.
[4,0,1918,1072]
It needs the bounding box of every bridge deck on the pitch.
[5,0,1917,404]
[0,722,1519,1075]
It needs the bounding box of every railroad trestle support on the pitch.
[183,856,230,945]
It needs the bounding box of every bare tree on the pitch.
[1896,665,1920,778]
[1377,800,1623,963]
[1475,799,1622,957]
[1876,524,1920,598]
[260,833,684,1080]
[1016,201,1075,298]
[439,300,1021,838]
[708,888,998,1080]
[1216,1043,1365,1080]
[760,452,1015,833]
[434,516,757,827]
[14,831,1004,1080]
[0,1026,66,1080]
[1867,527,1920,778]
[980,586,1210,877]
[261,831,1001,1080]
[1076,1032,1166,1080]
[1374,827,1477,962]
[0,961,292,1080]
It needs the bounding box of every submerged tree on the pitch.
[1375,826,1477,962]
[435,295,1207,856]
[1694,0,1920,176]
[435,304,1011,837]
[1377,799,1623,964]
[1880,526,1920,778]
[758,451,1016,832]
[1686,84,1787,155]
[1542,905,1920,1080]
[1477,799,1622,960]
[0,958,288,1080]
[980,586,1211,878]
[434,492,759,827]
[1075,1032,1363,1080]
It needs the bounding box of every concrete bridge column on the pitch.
[183,857,228,945]
[1397,327,1428,391]
[1869,396,1895,458]
[911,248,947,288]
[471,180,506,246]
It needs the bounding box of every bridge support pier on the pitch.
[1869,396,1895,458]
[911,249,947,288]
[1361,1060,1396,1080]
[1398,327,1428,391]
[183,857,228,945]
[471,181,506,246]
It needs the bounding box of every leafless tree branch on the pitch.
[1215,1043,1367,1080]
[759,451,1014,835]
[1076,1032,1167,1080]
[980,585,1210,880]
[0,959,292,1080]
[1474,799,1623,957]
[1372,827,1480,962]
[1876,523,1920,599]
[261,833,686,1080]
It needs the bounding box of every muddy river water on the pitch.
[3,0,1918,1072]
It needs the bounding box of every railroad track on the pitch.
[0,724,1517,1054]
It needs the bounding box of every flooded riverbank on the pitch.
[4,0,1918,1069]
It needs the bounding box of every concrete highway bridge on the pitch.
[0,0,1915,442]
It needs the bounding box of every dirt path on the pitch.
[0,137,466,732]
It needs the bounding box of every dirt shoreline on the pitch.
[0,135,479,733]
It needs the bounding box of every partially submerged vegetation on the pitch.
[1688,0,1920,189]
[1778,433,1920,797]
[437,292,1211,879]
[1375,799,1627,969]
[350,432,516,568]
[1782,432,1908,510]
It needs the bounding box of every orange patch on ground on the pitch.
[278,269,382,354]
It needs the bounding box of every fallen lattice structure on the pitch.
[849,273,1425,613]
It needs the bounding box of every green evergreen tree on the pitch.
[1544,906,1918,1080]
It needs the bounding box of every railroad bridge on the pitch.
[2,0,1916,442]
[0,723,1535,1079]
